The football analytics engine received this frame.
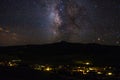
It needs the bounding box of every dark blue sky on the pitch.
[0,0,120,46]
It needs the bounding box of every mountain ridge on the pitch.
[0,41,120,55]
[0,42,120,65]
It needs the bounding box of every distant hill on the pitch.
[0,41,120,55]
[0,42,120,65]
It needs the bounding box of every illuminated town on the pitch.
[0,58,120,80]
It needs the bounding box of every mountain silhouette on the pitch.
[0,42,120,65]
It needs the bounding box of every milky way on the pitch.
[0,0,120,46]
[48,0,92,42]
[47,0,62,40]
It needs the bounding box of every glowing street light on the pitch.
[107,72,113,76]
[45,67,52,71]
[85,62,90,65]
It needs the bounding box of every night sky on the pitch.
[0,0,120,46]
